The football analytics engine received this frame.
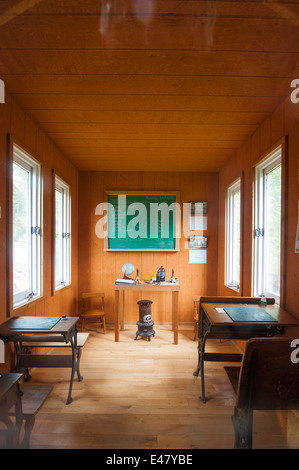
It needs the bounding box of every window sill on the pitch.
[12,295,44,315]
[225,284,240,294]
[53,283,72,295]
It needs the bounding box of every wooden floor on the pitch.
[15,324,299,449]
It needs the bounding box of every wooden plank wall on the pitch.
[0,92,79,371]
[78,171,219,323]
[217,96,299,439]
[217,95,299,320]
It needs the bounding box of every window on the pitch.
[225,178,241,291]
[254,147,282,304]
[12,145,42,308]
[54,176,71,290]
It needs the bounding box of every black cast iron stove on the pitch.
[134,300,155,341]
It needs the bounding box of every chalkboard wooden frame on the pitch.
[104,190,180,251]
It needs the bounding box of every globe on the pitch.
[122,263,134,277]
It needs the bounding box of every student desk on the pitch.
[114,283,180,344]
[193,297,299,403]
[0,316,81,405]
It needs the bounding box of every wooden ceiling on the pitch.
[1,0,299,172]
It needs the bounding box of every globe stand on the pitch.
[121,263,135,280]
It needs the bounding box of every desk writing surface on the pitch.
[202,302,299,326]
[9,316,61,330]
[0,316,79,336]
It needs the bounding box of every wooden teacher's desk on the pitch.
[114,282,180,344]
[194,296,299,403]
[0,316,81,405]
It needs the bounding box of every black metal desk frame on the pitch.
[0,317,82,405]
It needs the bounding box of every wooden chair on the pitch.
[193,295,200,340]
[225,337,299,449]
[80,292,106,333]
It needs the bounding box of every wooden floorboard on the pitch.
[16,324,298,450]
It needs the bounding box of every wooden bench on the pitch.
[225,337,299,449]
[22,332,89,350]
[22,332,89,377]
[9,384,52,448]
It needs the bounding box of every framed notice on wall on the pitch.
[103,191,180,251]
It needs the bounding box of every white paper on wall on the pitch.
[189,215,207,231]
[189,249,207,264]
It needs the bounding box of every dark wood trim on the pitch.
[6,133,13,317]
[51,168,55,296]
[280,135,288,310]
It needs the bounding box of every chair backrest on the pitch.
[194,295,200,316]
[82,292,105,299]
[236,337,299,411]
[81,292,105,311]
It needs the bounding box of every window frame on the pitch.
[8,140,43,313]
[253,140,287,306]
[225,176,243,292]
[52,172,71,293]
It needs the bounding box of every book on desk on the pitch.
[115,278,136,285]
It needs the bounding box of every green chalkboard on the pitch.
[105,191,180,251]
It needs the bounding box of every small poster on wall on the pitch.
[189,250,207,264]
[189,235,208,248]
[189,201,208,214]
[189,215,207,231]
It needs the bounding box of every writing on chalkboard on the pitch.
[96,191,181,251]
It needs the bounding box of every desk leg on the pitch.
[115,290,120,342]
[172,291,179,345]
[193,334,208,403]
[22,415,35,449]
[1,385,23,448]
[193,315,209,403]
[120,290,125,331]
[66,330,83,405]
[15,341,32,381]
[1,415,17,448]
[15,385,23,444]
[198,333,208,403]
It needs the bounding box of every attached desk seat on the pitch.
[225,337,299,449]
[9,384,52,448]
[0,374,52,448]
[0,373,23,448]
